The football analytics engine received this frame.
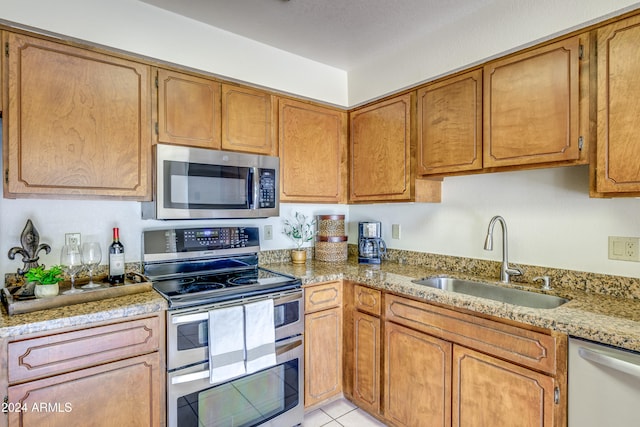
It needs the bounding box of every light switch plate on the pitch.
[608,236,640,262]
[264,225,273,240]
[392,224,401,239]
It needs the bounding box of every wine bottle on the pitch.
[108,227,125,284]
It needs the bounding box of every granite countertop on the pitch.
[0,290,168,339]
[264,258,640,353]
[1,255,638,355]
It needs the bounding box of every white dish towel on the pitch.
[244,299,277,373]
[208,305,246,384]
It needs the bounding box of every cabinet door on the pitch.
[483,36,583,168]
[157,68,221,149]
[221,84,277,155]
[452,345,556,427]
[418,69,483,175]
[279,98,348,203]
[353,311,381,415]
[7,352,161,427]
[595,15,640,193]
[304,307,343,407]
[350,93,414,202]
[5,32,152,200]
[385,322,452,427]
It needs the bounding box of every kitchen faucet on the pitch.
[483,215,523,283]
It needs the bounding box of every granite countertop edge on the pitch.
[0,290,168,338]
[2,260,639,354]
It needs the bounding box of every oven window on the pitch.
[177,320,208,351]
[177,360,299,427]
[164,160,250,209]
[274,300,299,329]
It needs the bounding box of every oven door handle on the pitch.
[276,338,302,356]
[171,337,303,385]
[171,369,210,385]
[172,312,208,325]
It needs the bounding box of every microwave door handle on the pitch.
[250,167,260,210]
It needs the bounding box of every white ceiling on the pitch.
[139,0,494,70]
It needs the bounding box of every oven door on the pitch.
[168,335,304,427]
[167,290,303,371]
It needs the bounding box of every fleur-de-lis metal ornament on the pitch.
[8,219,51,275]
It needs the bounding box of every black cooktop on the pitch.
[151,266,300,309]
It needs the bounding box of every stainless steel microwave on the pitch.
[142,144,279,220]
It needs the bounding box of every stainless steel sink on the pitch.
[411,276,569,309]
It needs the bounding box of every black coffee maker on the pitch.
[358,221,387,264]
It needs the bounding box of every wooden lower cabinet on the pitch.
[453,345,556,427]
[352,310,381,415]
[2,313,164,427]
[305,307,343,407]
[345,293,567,427]
[384,322,452,427]
[304,281,343,408]
[7,352,161,427]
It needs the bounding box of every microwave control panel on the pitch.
[258,169,276,208]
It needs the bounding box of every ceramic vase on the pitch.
[34,283,59,298]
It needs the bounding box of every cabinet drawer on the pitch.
[8,315,161,384]
[354,284,382,317]
[304,281,342,313]
[385,294,559,375]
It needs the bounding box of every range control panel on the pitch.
[142,227,260,262]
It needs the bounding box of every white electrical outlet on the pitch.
[65,232,81,247]
[608,236,640,262]
[264,225,273,240]
[392,224,401,239]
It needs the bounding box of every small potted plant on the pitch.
[283,212,316,264]
[23,265,64,298]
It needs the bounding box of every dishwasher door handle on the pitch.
[578,346,640,379]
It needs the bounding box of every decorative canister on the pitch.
[315,235,348,262]
[316,214,345,237]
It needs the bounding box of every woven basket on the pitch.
[315,235,348,262]
[316,214,345,237]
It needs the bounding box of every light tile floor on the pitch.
[303,398,387,427]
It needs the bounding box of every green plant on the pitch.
[283,212,316,249]
[23,265,64,285]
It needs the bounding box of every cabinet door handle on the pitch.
[578,347,640,379]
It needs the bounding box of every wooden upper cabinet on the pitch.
[4,32,152,200]
[156,68,221,149]
[221,84,277,155]
[417,69,483,175]
[483,35,584,168]
[279,98,348,203]
[350,93,414,202]
[594,15,640,194]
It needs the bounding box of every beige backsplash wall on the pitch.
[348,166,640,280]
[2,165,639,284]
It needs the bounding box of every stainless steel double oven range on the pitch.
[142,226,304,427]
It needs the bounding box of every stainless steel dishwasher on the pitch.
[569,337,640,427]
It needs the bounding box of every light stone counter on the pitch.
[264,256,640,353]
[0,291,167,338]
[1,251,638,354]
